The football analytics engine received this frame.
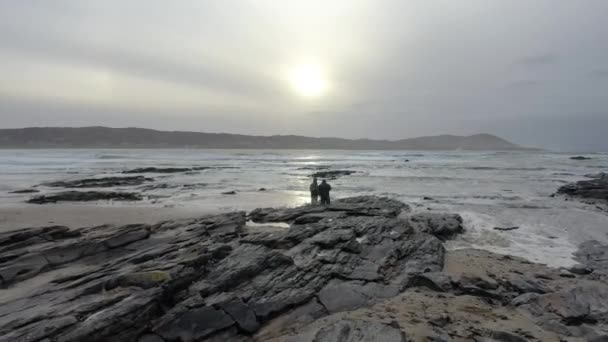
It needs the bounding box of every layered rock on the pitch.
[27,191,143,204]
[44,176,153,188]
[310,170,356,179]
[0,196,460,342]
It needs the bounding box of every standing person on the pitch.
[319,179,332,205]
[309,177,319,205]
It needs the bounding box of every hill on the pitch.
[0,127,534,150]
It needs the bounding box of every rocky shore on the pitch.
[1,196,607,341]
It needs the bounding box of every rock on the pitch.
[519,283,608,336]
[258,188,267,191]
[493,226,519,231]
[423,196,434,200]
[107,271,171,289]
[312,319,407,342]
[504,274,548,294]
[570,156,592,160]
[8,189,39,194]
[586,173,608,179]
[0,196,547,342]
[569,264,593,275]
[155,306,235,341]
[250,196,410,223]
[574,240,608,279]
[404,212,464,239]
[27,191,142,204]
[557,176,608,201]
[123,167,192,173]
[222,190,237,195]
[511,293,540,306]
[311,170,357,179]
[43,176,152,188]
[138,334,165,342]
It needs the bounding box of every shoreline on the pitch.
[0,204,217,231]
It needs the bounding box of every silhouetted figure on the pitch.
[310,177,319,205]
[319,179,331,205]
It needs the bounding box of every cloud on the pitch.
[515,54,557,68]
[588,69,608,79]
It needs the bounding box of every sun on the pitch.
[288,63,328,97]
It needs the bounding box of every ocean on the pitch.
[1,149,607,267]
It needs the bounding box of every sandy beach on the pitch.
[0,205,215,231]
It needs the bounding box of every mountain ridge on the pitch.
[0,127,537,150]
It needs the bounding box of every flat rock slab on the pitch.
[43,176,153,188]
[311,170,357,179]
[27,191,143,204]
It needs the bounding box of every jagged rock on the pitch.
[107,271,172,289]
[27,191,142,204]
[123,166,237,174]
[404,212,464,239]
[569,264,594,275]
[0,196,458,342]
[8,189,39,194]
[43,176,152,188]
[504,274,548,294]
[250,196,410,223]
[557,176,608,201]
[310,170,357,179]
[519,283,608,337]
[575,240,608,280]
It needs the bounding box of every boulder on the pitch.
[404,212,464,239]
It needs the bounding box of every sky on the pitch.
[0,1,607,151]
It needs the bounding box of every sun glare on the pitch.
[288,63,328,98]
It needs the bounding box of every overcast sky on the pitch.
[1,1,607,151]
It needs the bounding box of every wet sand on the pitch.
[0,205,216,231]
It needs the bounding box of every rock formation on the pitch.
[2,196,608,341]
[27,191,143,204]
[44,176,152,188]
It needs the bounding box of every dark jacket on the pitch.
[319,182,331,198]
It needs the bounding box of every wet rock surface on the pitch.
[3,196,608,341]
[0,196,458,342]
[123,166,238,174]
[27,191,143,204]
[310,170,356,179]
[44,176,153,188]
[558,172,608,202]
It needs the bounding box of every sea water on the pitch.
[1,149,607,267]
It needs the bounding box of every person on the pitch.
[319,179,331,205]
[309,177,319,205]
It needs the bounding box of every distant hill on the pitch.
[0,127,535,150]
